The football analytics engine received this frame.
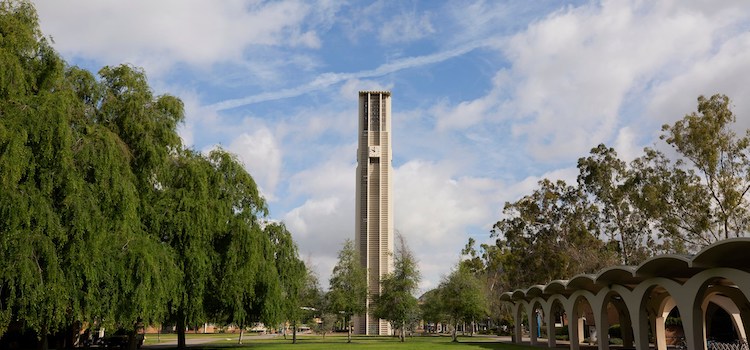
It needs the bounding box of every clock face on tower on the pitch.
[369,145,381,157]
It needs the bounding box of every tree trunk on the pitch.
[401,320,406,342]
[126,329,138,350]
[177,313,187,350]
[292,321,298,344]
[237,322,244,345]
[347,316,352,343]
[452,322,458,342]
[38,326,49,350]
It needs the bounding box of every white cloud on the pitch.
[282,175,354,289]
[430,0,750,164]
[393,159,504,290]
[34,0,333,74]
[613,127,640,163]
[226,128,283,201]
[432,70,511,131]
[504,0,720,160]
[208,38,494,110]
[646,31,750,133]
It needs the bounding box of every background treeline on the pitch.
[447,92,750,332]
[0,2,311,349]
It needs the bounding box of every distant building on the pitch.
[354,91,393,335]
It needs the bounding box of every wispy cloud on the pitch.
[208,39,500,111]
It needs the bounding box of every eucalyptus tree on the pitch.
[459,238,512,333]
[577,144,652,264]
[658,94,750,246]
[373,233,420,342]
[327,239,367,343]
[492,179,617,287]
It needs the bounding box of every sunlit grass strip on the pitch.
[173,334,540,350]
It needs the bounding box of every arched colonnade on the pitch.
[501,239,750,350]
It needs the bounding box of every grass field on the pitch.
[143,333,538,350]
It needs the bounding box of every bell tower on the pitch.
[354,91,393,335]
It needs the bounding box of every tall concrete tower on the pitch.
[354,91,393,335]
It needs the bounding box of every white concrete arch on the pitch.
[544,294,569,348]
[566,290,598,350]
[499,239,750,350]
[527,297,548,346]
[609,284,640,349]
[702,292,745,341]
[686,268,750,347]
[512,300,525,343]
[633,278,687,350]
[595,288,636,349]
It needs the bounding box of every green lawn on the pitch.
[144,334,538,350]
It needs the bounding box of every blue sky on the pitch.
[34,0,750,291]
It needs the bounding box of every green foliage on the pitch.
[660,94,750,245]
[372,233,421,342]
[0,4,300,350]
[665,316,683,327]
[488,94,750,296]
[578,144,653,265]
[438,264,488,342]
[492,179,617,287]
[313,313,337,337]
[608,324,621,339]
[419,288,446,331]
[327,239,367,343]
[263,222,307,343]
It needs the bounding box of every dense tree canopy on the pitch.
[492,179,617,287]
[0,2,305,349]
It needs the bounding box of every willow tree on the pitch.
[262,223,306,344]
[0,2,181,349]
[0,4,71,341]
[206,149,275,346]
[151,149,218,349]
[1,3,291,350]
